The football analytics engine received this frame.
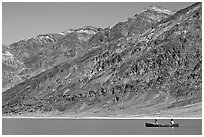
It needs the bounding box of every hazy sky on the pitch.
[3,2,194,45]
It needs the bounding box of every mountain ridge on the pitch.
[2,2,202,117]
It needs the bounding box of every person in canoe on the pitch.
[154,119,159,125]
[170,119,174,125]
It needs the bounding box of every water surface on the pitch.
[2,118,201,135]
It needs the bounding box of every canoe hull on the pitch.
[145,123,179,127]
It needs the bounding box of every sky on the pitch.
[2,2,194,45]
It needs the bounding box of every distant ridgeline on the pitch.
[2,2,202,117]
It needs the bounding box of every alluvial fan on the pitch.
[2,2,202,117]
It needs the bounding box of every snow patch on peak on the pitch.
[59,32,65,35]
[36,34,54,42]
[3,50,14,60]
[143,5,173,15]
[151,6,172,15]
[76,29,96,35]
[81,26,98,31]
[75,26,99,34]
[62,29,75,34]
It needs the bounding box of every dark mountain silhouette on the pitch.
[2,2,202,117]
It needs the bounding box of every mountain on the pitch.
[2,44,25,92]
[2,3,202,117]
[2,26,101,91]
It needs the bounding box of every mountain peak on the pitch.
[75,26,101,35]
[143,5,173,15]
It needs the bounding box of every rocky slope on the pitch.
[2,2,202,117]
[2,45,25,91]
[2,26,101,91]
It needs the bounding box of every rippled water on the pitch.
[2,119,201,135]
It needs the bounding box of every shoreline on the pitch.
[2,116,202,119]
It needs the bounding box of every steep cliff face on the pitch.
[2,3,202,117]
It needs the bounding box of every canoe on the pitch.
[145,123,179,127]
